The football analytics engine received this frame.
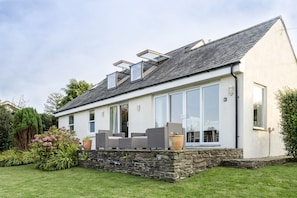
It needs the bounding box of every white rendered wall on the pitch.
[219,76,237,148]
[128,95,153,135]
[241,19,297,158]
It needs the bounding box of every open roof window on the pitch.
[113,60,134,70]
[107,72,117,89]
[137,49,170,62]
[130,62,143,82]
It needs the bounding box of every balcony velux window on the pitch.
[107,72,117,89]
[130,62,143,82]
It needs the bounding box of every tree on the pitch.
[44,92,64,114]
[40,113,58,131]
[13,108,42,151]
[60,79,93,107]
[0,106,14,151]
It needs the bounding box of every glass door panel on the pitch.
[120,104,129,137]
[170,93,183,123]
[186,89,200,143]
[202,85,219,143]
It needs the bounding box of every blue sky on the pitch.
[0,0,296,113]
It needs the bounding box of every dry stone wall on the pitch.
[78,148,243,182]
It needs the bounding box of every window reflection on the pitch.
[203,85,219,142]
[170,93,183,123]
[186,89,200,143]
[155,96,167,127]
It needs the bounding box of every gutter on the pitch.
[230,65,239,148]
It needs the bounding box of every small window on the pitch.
[253,84,266,128]
[69,115,74,131]
[89,110,95,133]
[107,72,117,89]
[131,62,143,82]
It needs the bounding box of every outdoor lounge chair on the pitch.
[96,130,125,150]
[118,132,148,149]
[146,122,185,150]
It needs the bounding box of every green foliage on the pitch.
[40,113,58,131]
[13,108,42,151]
[0,106,14,151]
[60,79,93,107]
[0,149,34,167]
[276,88,297,158]
[30,126,81,171]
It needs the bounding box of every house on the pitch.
[0,100,21,113]
[55,16,297,158]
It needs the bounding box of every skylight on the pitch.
[130,62,143,82]
[113,60,134,70]
[107,72,117,89]
[137,49,170,62]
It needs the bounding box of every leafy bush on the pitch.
[13,108,42,151]
[0,149,34,167]
[276,88,297,158]
[0,106,14,151]
[30,126,81,171]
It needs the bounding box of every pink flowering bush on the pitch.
[30,126,81,171]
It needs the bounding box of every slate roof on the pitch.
[56,17,280,113]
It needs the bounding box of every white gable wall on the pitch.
[242,19,297,158]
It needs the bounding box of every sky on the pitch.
[0,0,296,113]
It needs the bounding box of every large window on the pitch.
[253,84,266,128]
[69,115,74,131]
[155,95,167,127]
[154,84,220,144]
[89,110,95,133]
[131,62,143,82]
[110,106,118,133]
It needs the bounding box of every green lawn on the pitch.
[1,163,297,198]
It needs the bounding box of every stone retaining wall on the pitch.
[78,148,243,182]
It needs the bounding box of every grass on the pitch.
[1,163,297,197]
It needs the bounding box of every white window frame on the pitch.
[253,83,266,130]
[130,62,143,82]
[153,83,220,146]
[89,110,95,133]
[107,72,117,89]
[69,115,74,131]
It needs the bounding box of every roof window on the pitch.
[107,72,117,89]
[137,49,170,62]
[113,60,134,70]
[130,62,143,82]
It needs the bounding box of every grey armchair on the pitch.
[146,122,185,150]
[96,130,125,150]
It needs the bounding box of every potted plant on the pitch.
[82,136,92,151]
[169,132,184,150]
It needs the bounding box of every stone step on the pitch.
[220,156,292,169]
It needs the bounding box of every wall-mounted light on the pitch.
[137,105,141,112]
[101,111,104,117]
[228,85,235,96]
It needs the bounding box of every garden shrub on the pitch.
[13,108,42,151]
[276,88,297,158]
[0,106,14,151]
[30,126,81,171]
[0,149,34,167]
